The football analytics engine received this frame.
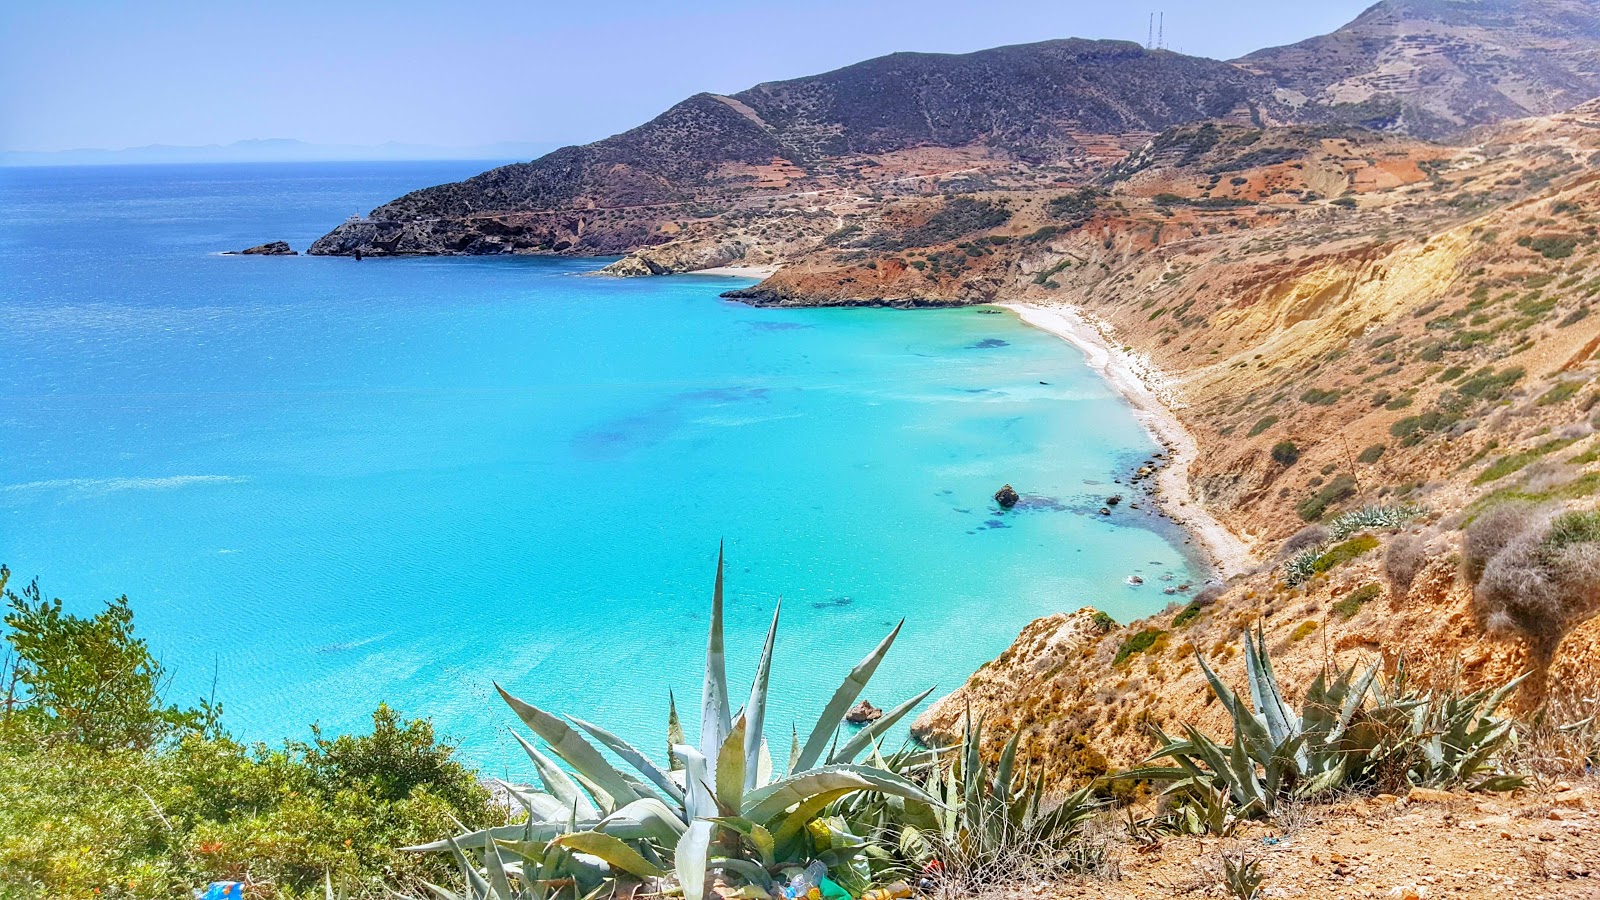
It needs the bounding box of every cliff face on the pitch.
[899,103,1600,774]
[1239,0,1600,139]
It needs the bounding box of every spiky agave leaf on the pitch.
[829,685,938,765]
[744,601,781,792]
[741,763,934,824]
[509,732,601,820]
[715,714,748,814]
[794,621,905,772]
[567,715,685,807]
[676,820,714,900]
[497,686,641,810]
[668,691,686,772]
[700,544,732,765]
[550,831,666,879]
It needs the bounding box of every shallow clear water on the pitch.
[0,162,1202,770]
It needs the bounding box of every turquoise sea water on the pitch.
[0,163,1202,771]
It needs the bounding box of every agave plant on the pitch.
[1130,628,1525,822]
[1327,505,1422,541]
[404,547,937,900]
[843,714,1099,888]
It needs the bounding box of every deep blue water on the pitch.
[0,162,1202,771]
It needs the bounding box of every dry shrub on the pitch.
[1383,531,1430,599]
[1463,503,1544,582]
[1509,686,1600,779]
[1277,524,1330,561]
[1470,506,1600,662]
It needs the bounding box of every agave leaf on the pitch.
[668,691,687,772]
[770,786,859,853]
[676,820,714,900]
[411,798,685,854]
[756,738,773,788]
[417,881,466,900]
[717,715,748,814]
[673,744,718,821]
[493,839,551,862]
[494,780,572,822]
[599,797,689,843]
[1329,662,1380,744]
[551,831,665,879]
[510,733,601,820]
[483,833,513,899]
[744,601,781,792]
[1245,627,1297,749]
[1194,650,1244,724]
[445,835,492,898]
[709,857,773,889]
[830,685,937,765]
[794,620,904,772]
[742,763,934,824]
[993,730,1021,804]
[497,685,641,808]
[787,726,801,777]
[568,715,685,807]
[701,544,733,764]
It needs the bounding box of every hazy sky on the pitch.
[0,1,1375,153]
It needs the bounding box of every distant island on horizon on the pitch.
[0,136,561,168]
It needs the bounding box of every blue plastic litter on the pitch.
[198,883,244,900]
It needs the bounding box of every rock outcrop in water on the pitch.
[228,241,296,256]
[844,700,882,725]
[994,485,1020,508]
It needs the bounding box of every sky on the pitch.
[0,1,1377,154]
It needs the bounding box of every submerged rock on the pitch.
[845,700,883,725]
[994,484,1020,508]
[228,241,296,256]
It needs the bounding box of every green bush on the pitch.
[1311,534,1379,575]
[1357,444,1386,464]
[1247,415,1278,437]
[1474,437,1580,484]
[1271,441,1300,465]
[1332,583,1382,619]
[1537,381,1582,406]
[1297,474,1357,521]
[1114,628,1167,666]
[1516,234,1579,259]
[1172,600,1204,627]
[0,568,498,899]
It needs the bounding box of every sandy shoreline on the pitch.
[998,302,1255,579]
[690,264,779,278]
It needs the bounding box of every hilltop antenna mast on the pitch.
[1158,12,1165,50]
[1148,13,1154,50]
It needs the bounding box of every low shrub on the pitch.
[1312,534,1380,575]
[1357,444,1386,464]
[1384,532,1430,598]
[1279,524,1330,558]
[1272,441,1301,466]
[1296,474,1357,521]
[1470,507,1600,660]
[1114,628,1168,666]
[1332,583,1382,619]
[1247,415,1279,437]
